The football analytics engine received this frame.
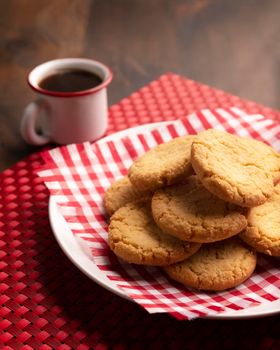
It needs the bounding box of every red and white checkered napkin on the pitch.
[37,107,280,320]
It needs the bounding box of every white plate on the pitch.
[48,122,280,319]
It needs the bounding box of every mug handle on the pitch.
[20,99,52,145]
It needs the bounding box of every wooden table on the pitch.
[1,0,280,171]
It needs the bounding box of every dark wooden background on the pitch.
[1,0,280,171]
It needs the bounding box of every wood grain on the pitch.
[0,0,280,170]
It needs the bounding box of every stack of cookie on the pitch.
[104,129,280,291]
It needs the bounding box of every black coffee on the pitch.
[39,69,103,92]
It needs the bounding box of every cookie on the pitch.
[104,176,150,216]
[239,184,280,256]
[108,200,201,266]
[128,136,195,191]
[191,129,280,207]
[152,176,247,242]
[164,238,257,291]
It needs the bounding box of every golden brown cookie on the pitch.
[239,184,280,256]
[164,238,257,291]
[128,136,195,191]
[108,200,201,266]
[191,129,280,207]
[152,176,247,243]
[104,176,150,216]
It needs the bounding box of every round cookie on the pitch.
[128,136,195,191]
[240,184,280,256]
[191,129,280,207]
[164,238,257,291]
[104,176,150,216]
[108,200,201,266]
[152,176,247,243]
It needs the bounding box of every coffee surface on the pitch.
[39,69,102,92]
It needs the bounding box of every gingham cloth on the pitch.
[37,107,280,320]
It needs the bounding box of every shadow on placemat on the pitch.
[31,198,279,349]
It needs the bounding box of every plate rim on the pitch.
[48,121,280,320]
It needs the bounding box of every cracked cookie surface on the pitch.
[128,136,195,191]
[152,176,247,242]
[104,176,150,216]
[108,199,201,266]
[164,238,257,291]
[240,184,280,256]
[191,129,280,207]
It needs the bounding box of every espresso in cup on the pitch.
[39,69,103,93]
[20,58,113,145]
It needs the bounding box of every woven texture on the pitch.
[37,107,280,320]
[1,73,280,348]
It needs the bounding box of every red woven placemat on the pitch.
[1,73,280,349]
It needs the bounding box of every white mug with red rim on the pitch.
[20,58,113,145]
